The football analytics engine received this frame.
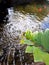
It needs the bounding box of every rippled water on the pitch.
[0,8,49,65]
[0,9,42,45]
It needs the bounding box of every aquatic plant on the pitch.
[41,29,49,52]
[20,29,49,65]
[25,29,49,52]
[33,31,43,46]
[25,30,42,46]
[25,30,33,41]
[33,46,49,65]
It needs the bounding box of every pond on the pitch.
[0,2,49,65]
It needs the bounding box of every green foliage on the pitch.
[32,31,39,42]
[20,29,49,65]
[33,46,49,65]
[33,31,43,46]
[20,39,34,45]
[25,30,34,41]
[21,29,49,65]
[41,29,49,51]
[25,29,49,51]
[25,30,43,46]
[25,46,33,53]
[20,39,34,53]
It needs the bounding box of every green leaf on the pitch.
[33,46,49,65]
[25,30,33,41]
[24,39,34,45]
[25,46,33,53]
[33,31,43,46]
[41,29,49,51]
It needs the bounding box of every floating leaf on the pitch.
[33,46,49,65]
[25,46,33,53]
